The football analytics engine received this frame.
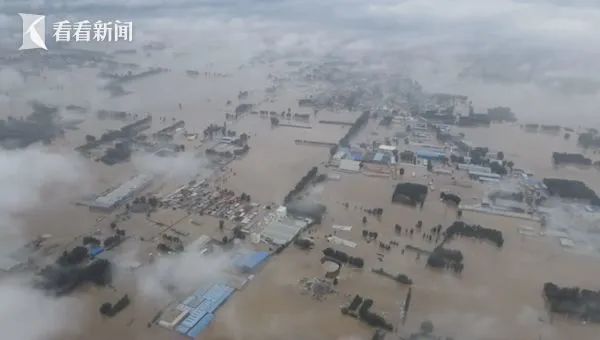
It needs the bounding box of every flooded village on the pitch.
[1,55,599,340]
[2,9,600,340]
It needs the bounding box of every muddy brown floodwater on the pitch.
[3,58,600,340]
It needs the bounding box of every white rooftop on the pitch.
[261,218,309,245]
[93,174,152,208]
[339,159,360,172]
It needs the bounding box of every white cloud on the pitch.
[0,278,88,340]
[0,148,89,340]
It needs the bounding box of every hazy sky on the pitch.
[1,0,599,124]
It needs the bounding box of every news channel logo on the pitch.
[19,13,133,50]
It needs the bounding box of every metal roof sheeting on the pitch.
[261,218,308,245]
[186,313,215,338]
[89,247,105,258]
[234,252,269,272]
[416,150,446,160]
[469,170,501,179]
[175,283,235,337]
[176,322,191,335]
[378,145,396,151]
[92,174,152,209]
[339,159,360,172]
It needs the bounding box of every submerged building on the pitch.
[261,217,310,246]
[87,174,152,211]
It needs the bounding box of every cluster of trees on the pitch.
[298,98,315,107]
[440,192,461,205]
[283,167,318,204]
[237,132,249,144]
[543,178,600,206]
[323,248,364,268]
[543,282,600,322]
[206,148,233,158]
[294,238,314,250]
[462,147,513,173]
[487,107,516,122]
[372,268,413,285]
[469,147,489,165]
[104,232,124,249]
[392,183,428,206]
[541,124,561,132]
[157,243,176,253]
[444,221,504,247]
[101,142,131,165]
[552,152,593,166]
[427,247,463,266]
[100,294,131,317]
[329,144,339,157]
[524,123,539,130]
[286,201,326,224]
[427,247,464,273]
[578,131,600,148]
[314,173,328,184]
[85,134,96,143]
[57,246,89,266]
[341,294,392,330]
[239,192,251,202]
[38,259,112,295]
[364,208,384,216]
[458,114,490,126]
[203,124,225,139]
[450,154,466,164]
[339,111,370,147]
[162,234,182,244]
[358,298,393,330]
[294,113,310,121]
[233,225,246,240]
[234,103,253,115]
[83,236,101,247]
[131,196,160,209]
[238,91,249,99]
[490,161,508,175]
[372,329,386,340]
[362,230,379,241]
[379,116,392,126]
[347,294,363,311]
[161,234,183,252]
[399,150,416,163]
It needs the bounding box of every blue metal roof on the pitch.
[192,285,210,298]
[175,283,235,337]
[186,313,215,338]
[182,295,201,308]
[196,298,219,314]
[350,150,364,161]
[176,322,191,334]
[180,309,208,329]
[89,247,105,258]
[234,251,270,272]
